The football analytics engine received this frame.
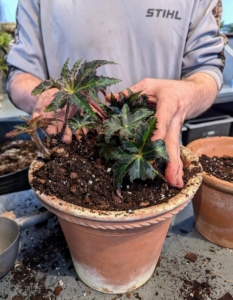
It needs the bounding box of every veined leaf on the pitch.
[31,80,54,95]
[77,75,121,93]
[127,90,143,105]
[143,139,169,161]
[111,120,169,184]
[132,120,169,161]
[104,104,154,142]
[121,140,138,154]
[61,58,70,79]
[109,93,121,114]
[45,91,68,112]
[71,58,82,78]
[6,116,57,137]
[98,142,116,162]
[71,93,96,117]
[88,89,113,116]
[112,146,165,185]
[126,88,134,96]
[109,90,150,113]
[112,149,137,185]
[51,78,63,90]
[120,104,153,133]
[103,116,126,142]
[75,60,118,86]
[68,113,97,131]
[5,125,28,137]
[127,158,156,181]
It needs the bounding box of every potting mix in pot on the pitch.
[0,140,37,176]
[199,155,233,183]
[6,59,201,210]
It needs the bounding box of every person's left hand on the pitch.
[106,78,198,188]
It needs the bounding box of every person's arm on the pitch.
[9,73,41,114]
[6,0,48,111]
[181,0,225,88]
[9,72,74,142]
[6,0,73,142]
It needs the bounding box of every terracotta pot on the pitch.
[187,136,233,248]
[28,146,202,294]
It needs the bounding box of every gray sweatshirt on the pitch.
[7,0,225,94]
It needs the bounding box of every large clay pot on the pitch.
[28,146,202,294]
[187,136,233,248]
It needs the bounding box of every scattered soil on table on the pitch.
[31,136,202,212]
[180,279,212,300]
[184,252,198,263]
[1,217,232,299]
[155,249,233,300]
[0,140,37,176]
[0,219,73,300]
[199,155,233,183]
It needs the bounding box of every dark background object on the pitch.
[182,105,233,146]
[0,118,44,195]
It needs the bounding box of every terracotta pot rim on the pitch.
[28,145,203,222]
[187,136,233,194]
[202,172,233,193]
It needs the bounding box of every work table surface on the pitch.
[0,190,232,300]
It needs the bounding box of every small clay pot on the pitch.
[187,136,233,248]
[28,146,202,294]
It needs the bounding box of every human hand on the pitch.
[106,78,196,188]
[32,88,77,144]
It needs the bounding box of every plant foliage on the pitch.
[7,58,170,187]
[0,25,12,73]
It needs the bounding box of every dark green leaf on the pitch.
[61,58,70,79]
[31,80,54,95]
[79,75,121,92]
[71,58,82,78]
[143,139,169,161]
[68,113,97,131]
[71,93,96,117]
[75,60,118,86]
[44,91,68,112]
[104,104,153,142]
[88,89,113,115]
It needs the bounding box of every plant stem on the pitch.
[31,132,51,159]
[58,102,70,140]
[83,92,108,120]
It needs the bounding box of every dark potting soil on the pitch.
[180,279,211,299]
[0,140,37,176]
[31,136,202,212]
[199,155,233,184]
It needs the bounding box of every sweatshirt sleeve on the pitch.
[6,0,48,93]
[181,0,225,90]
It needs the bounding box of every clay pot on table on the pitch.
[28,146,202,294]
[187,136,233,248]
